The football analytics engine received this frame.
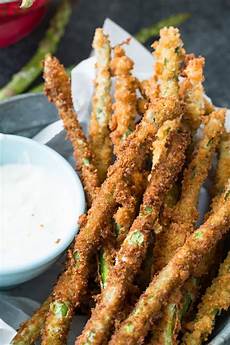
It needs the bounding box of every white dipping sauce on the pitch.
[0,163,78,270]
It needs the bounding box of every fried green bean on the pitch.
[109,183,230,345]
[180,56,205,130]
[183,250,230,345]
[75,118,190,345]
[41,96,182,345]
[99,181,138,289]
[11,297,52,345]
[147,109,225,345]
[10,54,100,345]
[181,133,230,345]
[110,46,138,153]
[153,26,185,98]
[44,55,100,205]
[89,29,112,182]
[153,109,225,274]
[213,132,230,198]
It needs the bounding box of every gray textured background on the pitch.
[0,0,230,107]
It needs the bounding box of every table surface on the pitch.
[0,0,230,108]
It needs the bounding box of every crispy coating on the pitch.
[13,55,100,345]
[99,180,140,289]
[139,77,159,105]
[42,97,182,345]
[153,109,225,273]
[180,133,230,344]
[109,46,138,152]
[109,185,230,345]
[75,120,189,345]
[148,289,182,345]
[213,132,230,196]
[44,55,100,205]
[113,180,141,246]
[153,26,185,98]
[180,56,205,130]
[183,250,230,345]
[11,296,52,345]
[192,131,230,278]
[137,96,149,116]
[89,28,112,182]
[142,109,225,345]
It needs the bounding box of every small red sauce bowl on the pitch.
[0,0,48,47]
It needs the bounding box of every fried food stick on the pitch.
[213,132,230,197]
[89,28,112,182]
[153,26,185,98]
[41,95,183,345]
[180,132,230,300]
[10,296,52,345]
[162,130,230,345]
[109,183,230,345]
[99,181,138,289]
[75,118,190,345]
[153,109,225,274]
[44,54,100,205]
[10,55,101,345]
[182,134,230,345]
[183,250,230,345]
[136,26,186,290]
[139,26,185,110]
[109,45,138,153]
[101,43,143,285]
[180,56,206,130]
[147,109,225,345]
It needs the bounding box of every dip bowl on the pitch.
[0,133,85,288]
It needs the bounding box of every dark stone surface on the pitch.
[0,0,230,107]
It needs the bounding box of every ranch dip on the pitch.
[0,163,78,270]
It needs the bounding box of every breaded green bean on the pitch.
[11,54,100,345]
[99,181,138,289]
[44,55,100,205]
[110,46,138,153]
[183,250,230,345]
[75,119,190,345]
[89,28,112,182]
[213,132,230,197]
[180,56,205,130]
[41,97,183,345]
[153,26,185,98]
[11,296,52,345]
[181,133,230,345]
[153,109,225,273]
[109,183,230,345]
[147,109,225,345]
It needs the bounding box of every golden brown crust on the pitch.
[110,185,230,345]
[110,46,138,153]
[44,55,100,206]
[75,120,189,345]
[153,26,185,98]
[89,28,113,182]
[11,296,52,345]
[180,56,205,130]
[183,251,230,345]
[42,94,182,345]
[153,109,225,274]
[214,132,230,196]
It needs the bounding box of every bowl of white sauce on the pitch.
[0,133,85,288]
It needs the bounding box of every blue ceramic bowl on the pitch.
[0,133,85,288]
